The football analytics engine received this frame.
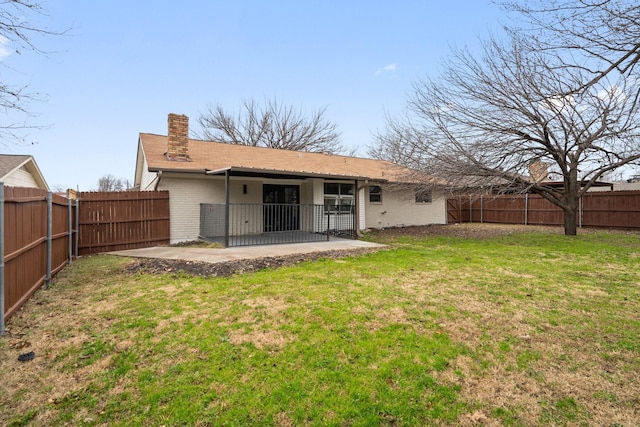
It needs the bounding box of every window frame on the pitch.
[324,182,355,214]
[369,185,382,204]
[415,189,432,204]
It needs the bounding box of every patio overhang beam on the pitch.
[149,167,208,174]
[205,166,379,182]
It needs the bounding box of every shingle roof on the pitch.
[0,154,31,179]
[139,133,412,182]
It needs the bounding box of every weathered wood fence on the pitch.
[0,185,76,333]
[78,191,170,255]
[447,191,640,228]
[1,186,170,332]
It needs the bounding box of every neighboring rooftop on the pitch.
[0,154,49,190]
[0,154,32,178]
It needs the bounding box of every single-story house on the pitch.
[0,154,49,190]
[134,113,446,246]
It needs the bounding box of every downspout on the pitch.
[0,182,5,335]
[153,170,163,191]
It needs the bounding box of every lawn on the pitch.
[1,225,639,426]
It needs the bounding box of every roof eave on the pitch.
[148,166,209,175]
[3,156,50,190]
[205,166,379,181]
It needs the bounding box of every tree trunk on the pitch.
[562,167,580,236]
[563,206,578,236]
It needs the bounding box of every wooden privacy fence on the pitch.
[77,191,170,255]
[447,191,640,228]
[1,185,77,333]
[2,187,170,332]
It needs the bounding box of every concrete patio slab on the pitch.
[109,238,386,264]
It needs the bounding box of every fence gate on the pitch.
[446,197,461,223]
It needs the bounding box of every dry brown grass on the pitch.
[1,225,639,425]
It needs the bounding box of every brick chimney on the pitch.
[166,113,190,161]
[529,161,548,182]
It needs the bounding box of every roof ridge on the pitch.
[138,133,414,182]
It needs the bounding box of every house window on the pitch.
[415,189,432,204]
[324,182,354,213]
[369,185,382,203]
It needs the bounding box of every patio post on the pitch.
[224,170,230,248]
[354,179,359,237]
[326,206,330,241]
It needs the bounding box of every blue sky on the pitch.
[2,1,504,190]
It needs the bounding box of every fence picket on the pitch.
[447,191,640,228]
[77,191,169,255]
[3,188,169,327]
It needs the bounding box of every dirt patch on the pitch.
[365,223,565,239]
[227,329,291,350]
[367,222,640,239]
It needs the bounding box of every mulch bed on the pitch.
[124,248,382,278]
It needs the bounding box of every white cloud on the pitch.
[597,84,626,106]
[0,36,12,61]
[375,63,397,76]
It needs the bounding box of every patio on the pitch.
[110,237,385,263]
[199,203,357,247]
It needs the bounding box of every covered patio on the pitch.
[199,201,356,247]
[196,167,361,247]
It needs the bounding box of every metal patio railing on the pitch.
[199,203,356,247]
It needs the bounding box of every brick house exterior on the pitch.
[134,114,446,245]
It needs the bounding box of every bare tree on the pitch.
[500,0,640,90]
[0,1,66,145]
[373,34,640,235]
[197,98,344,153]
[369,113,430,170]
[96,175,130,192]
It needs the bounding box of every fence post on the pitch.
[0,182,5,335]
[480,195,483,223]
[46,191,52,287]
[67,197,72,264]
[525,193,528,225]
[579,195,583,228]
[75,199,79,258]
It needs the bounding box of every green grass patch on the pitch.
[1,226,639,426]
